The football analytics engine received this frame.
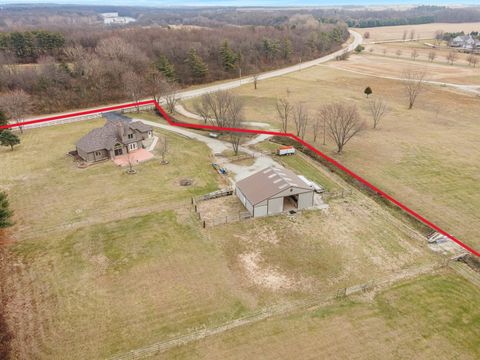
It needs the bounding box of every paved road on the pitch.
[21,30,363,125]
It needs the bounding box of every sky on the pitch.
[1,1,479,7]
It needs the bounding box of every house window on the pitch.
[95,151,102,156]
[128,133,134,139]
[128,143,137,151]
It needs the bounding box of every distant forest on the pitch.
[0,4,479,115]
[0,9,348,114]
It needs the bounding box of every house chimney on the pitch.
[115,122,124,140]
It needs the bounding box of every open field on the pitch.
[182,53,480,251]
[328,53,480,85]
[361,22,480,42]
[0,117,443,358]
[161,271,480,359]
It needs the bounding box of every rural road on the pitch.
[20,30,363,126]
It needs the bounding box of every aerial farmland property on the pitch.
[0,3,480,360]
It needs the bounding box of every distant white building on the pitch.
[100,12,136,25]
[450,35,480,51]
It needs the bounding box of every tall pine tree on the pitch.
[0,191,13,228]
[154,55,176,82]
[219,40,237,72]
[185,49,208,82]
[281,37,293,60]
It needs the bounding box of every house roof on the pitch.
[236,166,312,206]
[76,120,152,153]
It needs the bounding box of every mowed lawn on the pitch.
[0,118,219,240]
[162,271,480,359]
[183,60,480,251]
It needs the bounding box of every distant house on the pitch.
[450,35,480,50]
[76,120,153,163]
[235,166,315,218]
[100,12,136,25]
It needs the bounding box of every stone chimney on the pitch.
[115,122,124,140]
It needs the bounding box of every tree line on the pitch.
[0,30,65,62]
[0,22,348,115]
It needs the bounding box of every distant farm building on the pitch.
[100,12,136,25]
[235,166,314,218]
[450,35,480,51]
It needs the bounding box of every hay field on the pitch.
[328,52,480,85]
[360,22,480,42]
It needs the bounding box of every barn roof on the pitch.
[236,166,311,206]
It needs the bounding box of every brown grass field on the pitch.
[181,51,480,253]
[1,24,480,359]
[360,22,480,42]
[329,52,480,85]
[0,114,455,359]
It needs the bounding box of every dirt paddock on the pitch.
[196,195,248,226]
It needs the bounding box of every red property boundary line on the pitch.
[1,99,478,258]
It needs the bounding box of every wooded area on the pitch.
[0,18,348,114]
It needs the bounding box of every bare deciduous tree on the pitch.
[253,74,259,90]
[446,51,458,65]
[275,98,293,133]
[122,71,142,112]
[312,118,322,143]
[164,82,179,114]
[293,103,309,139]
[0,89,32,133]
[428,50,437,62]
[320,103,364,153]
[402,69,426,110]
[368,98,388,129]
[146,69,168,104]
[411,49,419,61]
[195,91,235,128]
[396,49,402,57]
[467,54,478,68]
[409,29,415,40]
[224,95,245,155]
[159,135,168,164]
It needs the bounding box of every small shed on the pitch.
[235,166,314,218]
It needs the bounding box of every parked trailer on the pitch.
[298,175,324,193]
[277,146,295,156]
[212,163,228,175]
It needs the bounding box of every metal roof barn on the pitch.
[235,166,314,218]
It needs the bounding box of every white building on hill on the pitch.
[100,12,136,25]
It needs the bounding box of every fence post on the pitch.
[203,220,206,228]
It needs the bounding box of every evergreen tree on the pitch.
[0,110,7,131]
[185,49,208,82]
[0,130,20,150]
[219,40,237,71]
[0,191,13,228]
[281,37,293,60]
[364,86,373,98]
[154,55,176,82]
